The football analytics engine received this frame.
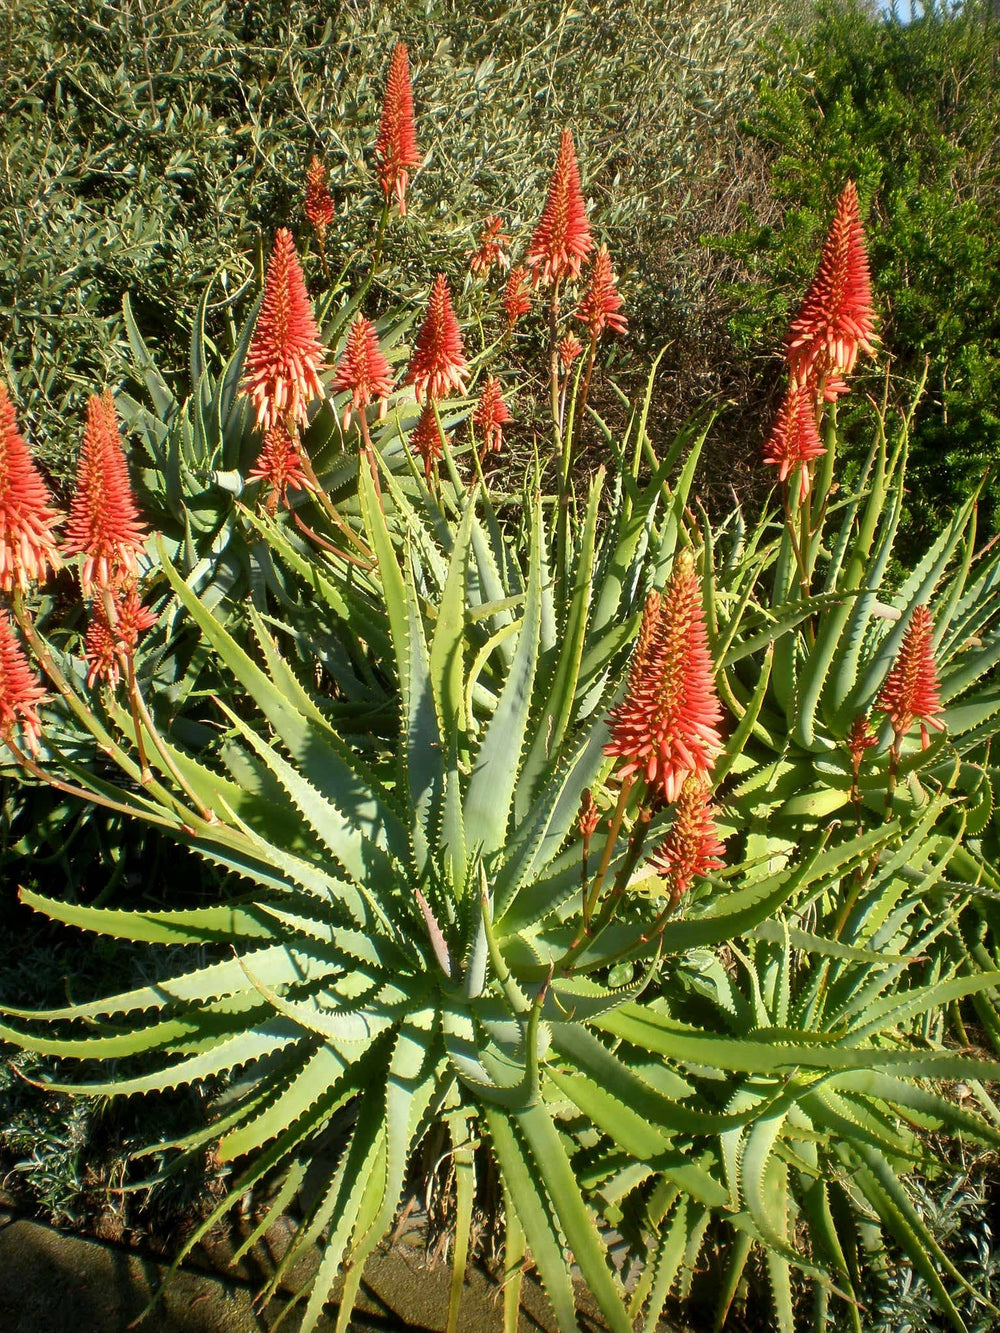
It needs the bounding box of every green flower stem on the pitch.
[372,199,390,271]
[582,775,636,931]
[127,663,218,824]
[296,446,373,560]
[99,585,150,786]
[357,410,384,511]
[291,510,375,570]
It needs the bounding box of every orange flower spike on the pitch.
[787,180,875,389]
[846,712,878,778]
[605,551,723,803]
[0,381,61,592]
[374,41,421,216]
[243,229,327,435]
[762,382,827,503]
[0,611,46,757]
[647,775,725,905]
[558,333,584,371]
[468,215,510,277]
[404,274,469,404]
[503,267,532,329]
[577,244,627,340]
[473,376,511,456]
[333,315,394,430]
[578,788,601,842]
[249,424,310,504]
[410,401,446,482]
[875,605,945,749]
[526,128,593,287]
[64,393,147,596]
[304,156,335,248]
[85,588,157,690]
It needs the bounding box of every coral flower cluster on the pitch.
[468,215,509,277]
[374,42,421,216]
[243,229,327,436]
[763,181,875,498]
[577,244,627,340]
[410,402,446,482]
[248,425,310,503]
[648,775,726,906]
[0,381,61,593]
[304,156,335,249]
[606,550,723,803]
[0,611,46,756]
[333,315,395,430]
[503,267,532,329]
[473,377,511,458]
[405,274,469,404]
[526,128,592,287]
[85,587,157,690]
[875,604,944,749]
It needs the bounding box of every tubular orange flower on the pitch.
[558,333,583,370]
[63,392,147,595]
[468,215,509,277]
[243,228,327,434]
[374,41,421,216]
[875,604,944,748]
[0,611,45,756]
[473,376,511,456]
[404,274,469,403]
[846,712,879,776]
[333,315,394,430]
[409,401,446,481]
[526,128,593,287]
[0,381,61,592]
[503,267,532,329]
[85,588,157,689]
[249,424,310,503]
[605,550,723,803]
[304,155,335,247]
[762,382,827,503]
[577,244,627,339]
[647,775,725,904]
[787,180,875,389]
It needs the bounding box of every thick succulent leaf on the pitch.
[18,887,274,944]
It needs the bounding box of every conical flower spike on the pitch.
[647,775,725,905]
[787,180,875,390]
[875,604,944,748]
[503,267,532,329]
[63,392,147,595]
[558,333,583,371]
[410,401,446,482]
[605,551,723,803]
[243,229,327,435]
[333,315,394,430]
[0,381,61,592]
[404,274,469,404]
[577,244,627,339]
[473,376,511,457]
[374,41,421,216]
[304,156,335,248]
[85,588,156,690]
[526,128,593,287]
[249,424,310,504]
[0,611,46,756]
[468,215,509,277]
[762,382,827,503]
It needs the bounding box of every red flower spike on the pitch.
[577,244,627,339]
[0,611,46,757]
[503,267,532,329]
[558,333,584,371]
[404,274,469,404]
[333,316,394,430]
[846,713,878,776]
[526,128,593,287]
[243,229,327,435]
[468,215,510,277]
[647,775,725,904]
[410,401,446,482]
[473,376,511,456]
[374,42,421,216]
[605,550,723,803]
[64,393,147,595]
[304,156,335,246]
[249,424,310,503]
[85,588,156,690]
[762,382,827,503]
[0,381,61,592]
[578,789,600,841]
[875,604,944,748]
[787,180,875,389]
